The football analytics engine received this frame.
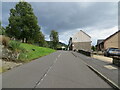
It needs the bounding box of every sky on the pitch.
[1,1,119,45]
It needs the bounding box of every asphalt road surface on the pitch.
[2,51,113,88]
[72,52,119,86]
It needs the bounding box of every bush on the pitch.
[28,40,34,44]
[0,35,10,47]
[8,41,27,61]
[8,41,21,53]
[18,53,28,62]
[18,47,28,62]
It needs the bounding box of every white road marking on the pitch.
[44,74,47,77]
[58,53,61,58]
[104,65,117,70]
[72,52,119,89]
[34,52,62,88]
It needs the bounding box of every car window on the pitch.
[115,49,120,52]
[109,49,115,51]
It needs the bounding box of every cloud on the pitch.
[2,2,118,45]
[30,2,117,34]
[2,0,120,2]
[2,2,17,26]
[58,26,118,45]
[88,26,118,45]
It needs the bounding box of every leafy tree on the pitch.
[0,21,5,35]
[91,45,96,51]
[0,22,2,35]
[50,30,59,49]
[36,31,47,47]
[6,1,41,43]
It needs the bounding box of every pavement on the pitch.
[0,59,22,73]
[92,55,113,63]
[2,51,114,88]
[72,52,119,87]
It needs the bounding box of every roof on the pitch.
[80,30,91,38]
[104,30,120,42]
[97,39,104,45]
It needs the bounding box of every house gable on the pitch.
[72,30,91,42]
[104,30,120,49]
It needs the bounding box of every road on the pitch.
[72,52,119,86]
[2,51,113,88]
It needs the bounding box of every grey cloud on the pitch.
[2,2,118,44]
[2,2,117,31]
[2,2,17,26]
[30,2,117,34]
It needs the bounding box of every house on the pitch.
[104,30,120,49]
[96,39,104,51]
[68,37,72,50]
[96,30,120,51]
[68,30,91,51]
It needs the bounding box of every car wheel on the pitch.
[106,53,109,57]
[112,60,115,64]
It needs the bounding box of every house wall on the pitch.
[118,32,120,49]
[104,31,120,49]
[68,30,91,51]
[72,42,91,51]
[72,31,91,42]
[96,43,104,51]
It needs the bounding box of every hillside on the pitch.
[1,40,56,73]
[20,43,56,62]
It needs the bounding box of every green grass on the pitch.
[0,67,8,73]
[0,67,2,73]
[19,43,56,62]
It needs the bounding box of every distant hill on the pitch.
[59,42,67,47]
[46,41,67,49]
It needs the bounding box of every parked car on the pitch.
[104,48,120,57]
[112,56,120,66]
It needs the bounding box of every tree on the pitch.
[35,31,47,47]
[6,1,42,43]
[0,21,5,35]
[91,45,96,51]
[50,30,59,49]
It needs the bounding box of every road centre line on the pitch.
[58,53,61,58]
[33,52,61,89]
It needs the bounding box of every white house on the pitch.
[68,30,91,51]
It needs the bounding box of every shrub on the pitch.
[28,40,34,44]
[18,53,28,62]
[8,41,27,61]
[18,47,28,62]
[8,41,21,53]
[0,35,10,47]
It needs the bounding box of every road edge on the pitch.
[71,52,120,90]
[87,65,119,90]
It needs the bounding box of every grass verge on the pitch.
[19,43,56,62]
[1,41,56,73]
